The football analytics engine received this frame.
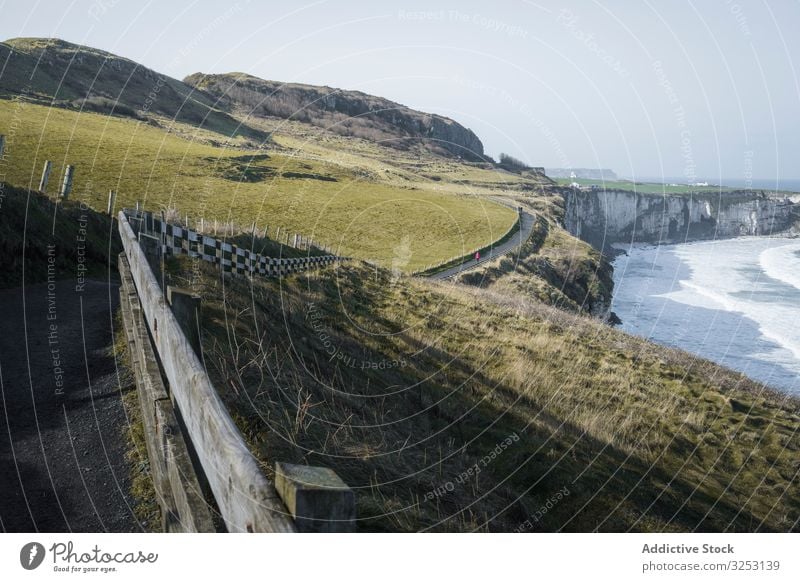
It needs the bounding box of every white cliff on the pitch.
[563,189,795,250]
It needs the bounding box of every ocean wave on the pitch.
[618,238,800,391]
[760,242,800,292]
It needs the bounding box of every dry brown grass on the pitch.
[167,255,799,532]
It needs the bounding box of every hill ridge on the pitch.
[0,37,264,142]
[184,70,486,160]
[1,37,485,160]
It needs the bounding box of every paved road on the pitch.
[427,206,536,280]
[0,279,139,532]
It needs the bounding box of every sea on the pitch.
[611,236,800,395]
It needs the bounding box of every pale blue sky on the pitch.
[2,0,799,180]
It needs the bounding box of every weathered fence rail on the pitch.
[119,210,298,532]
[124,209,341,277]
[119,255,216,532]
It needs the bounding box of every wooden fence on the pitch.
[119,210,297,532]
[119,254,217,532]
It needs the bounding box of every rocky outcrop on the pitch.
[184,72,485,161]
[563,189,796,251]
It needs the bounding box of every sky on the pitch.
[2,0,799,181]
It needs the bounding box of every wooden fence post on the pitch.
[0,134,5,160]
[60,165,75,199]
[274,462,355,532]
[167,286,202,359]
[39,160,53,192]
[107,190,117,216]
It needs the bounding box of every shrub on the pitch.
[498,153,530,173]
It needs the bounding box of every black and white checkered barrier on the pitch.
[124,209,341,277]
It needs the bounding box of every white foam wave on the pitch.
[647,238,800,371]
[760,241,800,292]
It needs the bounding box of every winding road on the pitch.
[427,202,536,281]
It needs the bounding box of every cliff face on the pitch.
[184,72,485,161]
[563,189,796,251]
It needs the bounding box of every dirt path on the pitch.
[0,279,139,532]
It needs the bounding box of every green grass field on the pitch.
[554,177,743,195]
[0,99,516,271]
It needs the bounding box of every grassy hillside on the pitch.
[0,185,120,288]
[0,99,517,271]
[0,38,262,141]
[166,255,799,532]
[6,36,796,537]
[184,72,485,160]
